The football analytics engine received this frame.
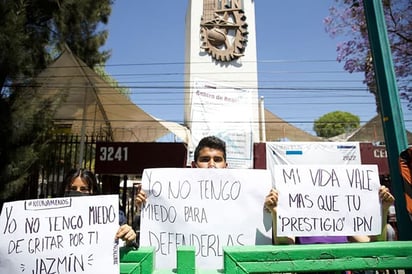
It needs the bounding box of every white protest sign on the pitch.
[0,195,120,274]
[266,142,361,188]
[139,168,272,270]
[274,165,382,237]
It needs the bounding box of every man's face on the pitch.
[192,147,227,168]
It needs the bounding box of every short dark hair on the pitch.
[61,168,100,196]
[194,136,226,161]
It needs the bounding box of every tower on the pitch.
[184,0,259,168]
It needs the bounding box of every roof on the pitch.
[34,49,322,144]
[264,109,321,141]
[330,114,412,144]
[36,48,190,142]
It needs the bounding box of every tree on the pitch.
[53,1,112,68]
[314,111,360,138]
[324,0,412,110]
[0,0,113,90]
[0,0,113,204]
[0,86,60,202]
[95,65,131,98]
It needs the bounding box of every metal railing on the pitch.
[119,241,412,274]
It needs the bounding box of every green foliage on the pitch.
[0,0,114,204]
[324,0,412,109]
[53,1,113,67]
[0,0,53,86]
[94,65,131,98]
[313,111,360,138]
[0,86,60,202]
[0,0,113,89]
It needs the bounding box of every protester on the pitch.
[264,185,395,244]
[387,205,398,240]
[132,135,228,245]
[61,168,137,246]
[134,183,147,212]
[135,136,228,208]
[399,147,412,221]
[191,135,228,169]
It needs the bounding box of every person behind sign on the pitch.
[134,135,228,207]
[133,136,228,246]
[61,168,137,246]
[264,185,395,245]
[191,135,228,169]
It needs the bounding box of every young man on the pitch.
[191,136,228,169]
[135,135,228,206]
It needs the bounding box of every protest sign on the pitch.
[0,195,120,274]
[139,168,272,270]
[274,165,382,237]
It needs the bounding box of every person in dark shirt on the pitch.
[62,168,137,246]
[135,135,228,208]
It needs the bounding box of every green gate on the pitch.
[120,241,412,274]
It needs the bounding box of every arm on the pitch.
[130,184,147,246]
[372,185,394,241]
[135,187,147,209]
[116,224,137,246]
[264,189,295,245]
[114,187,147,247]
[349,185,395,243]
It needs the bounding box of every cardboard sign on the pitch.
[274,165,382,237]
[0,195,119,274]
[139,168,272,270]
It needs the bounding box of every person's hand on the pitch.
[116,224,136,245]
[135,188,147,209]
[264,188,279,214]
[379,185,395,210]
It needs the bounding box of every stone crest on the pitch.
[200,0,248,62]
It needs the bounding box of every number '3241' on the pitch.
[99,147,128,161]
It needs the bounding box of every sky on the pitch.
[102,0,411,138]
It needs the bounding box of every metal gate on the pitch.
[32,134,140,228]
[36,134,107,199]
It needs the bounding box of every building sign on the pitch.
[359,143,389,175]
[95,142,187,174]
[189,80,255,168]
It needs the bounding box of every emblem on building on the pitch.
[200,0,248,62]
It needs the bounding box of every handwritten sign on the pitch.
[274,165,382,237]
[0,195,120,274]
[139,168,272,270]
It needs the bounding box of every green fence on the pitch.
[120,241,412,274]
